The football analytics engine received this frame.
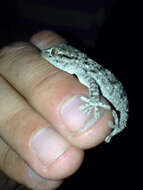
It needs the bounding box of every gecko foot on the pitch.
[105,121,122,142]
[79,96,111,117]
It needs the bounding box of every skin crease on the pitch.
[0,30,113,190]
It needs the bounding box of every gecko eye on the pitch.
[50,48,58,56]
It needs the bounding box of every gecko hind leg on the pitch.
[105,110,121,142]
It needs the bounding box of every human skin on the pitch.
[0,30,112,190]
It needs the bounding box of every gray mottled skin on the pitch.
[41,43,129,142]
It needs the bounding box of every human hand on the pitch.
[0,31,112,190]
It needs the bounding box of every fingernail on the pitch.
[27,166,47,186]
[30,128,69,166]
[60,95,94,132]
[27,166,62,189]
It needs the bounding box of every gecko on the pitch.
[41,43,129,143]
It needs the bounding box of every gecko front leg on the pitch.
[79,78,111,130]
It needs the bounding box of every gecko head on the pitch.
[41,43,80,73]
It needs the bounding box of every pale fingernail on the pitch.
[30,128,69,166]
[27,166,62,189]
[27,166,47,186]
[60,95,93,132]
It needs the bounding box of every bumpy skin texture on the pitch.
[41,43,129,143]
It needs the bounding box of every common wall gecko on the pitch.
[41,43,129,143]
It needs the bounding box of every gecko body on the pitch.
[41,43,129,142]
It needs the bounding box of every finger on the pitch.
[0,75,84,179]
[0,137,63,190]
[0,38,112,149]
[30,30,66,49]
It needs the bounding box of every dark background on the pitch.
[0,0,140,189]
